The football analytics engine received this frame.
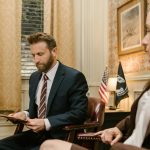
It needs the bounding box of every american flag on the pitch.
[98,67,109,104]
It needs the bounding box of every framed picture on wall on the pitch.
[117,0,146,55]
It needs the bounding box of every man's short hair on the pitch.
[27,32,57,51]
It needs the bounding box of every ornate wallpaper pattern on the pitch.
[108,0,150,76]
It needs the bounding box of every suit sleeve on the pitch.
[116,116,130,131]
[47,72,88,128]
[116,115,130,140]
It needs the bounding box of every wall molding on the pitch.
[73,0,109,89]
[126,72,150,81]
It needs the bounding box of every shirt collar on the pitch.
[42,61,59,81]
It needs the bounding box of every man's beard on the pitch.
[36,55,54,73]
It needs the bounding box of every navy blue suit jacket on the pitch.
[28,62,88,139]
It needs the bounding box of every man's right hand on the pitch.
[8,111,27,121]
[94,127,123,145]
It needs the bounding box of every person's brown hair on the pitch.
[27,32,57,51]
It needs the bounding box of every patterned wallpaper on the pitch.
[44,0,75,68]
[108,0,150,76]
[0,0,21,110]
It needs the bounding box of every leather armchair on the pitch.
[64,97,105,149]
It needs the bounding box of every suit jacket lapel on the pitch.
[31,72,42,101]
[29,71,42,118]
[46,63,65,115]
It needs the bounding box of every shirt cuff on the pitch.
[23,111,29,119]
[44,118,51,131]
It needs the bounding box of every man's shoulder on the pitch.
[60,63,82,76]
[59,63,87,82]
[31,70,40,75]
[30,71,41,79]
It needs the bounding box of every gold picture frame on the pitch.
[117,0,146,55]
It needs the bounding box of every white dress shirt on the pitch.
[124,89,150,147]
[25,61,59,131]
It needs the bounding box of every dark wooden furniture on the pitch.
[75,109,130,150]
[102,109,130,129]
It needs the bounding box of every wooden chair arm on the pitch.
[77,133,102,141]
[64,122,100,131]
[14,123,24,134]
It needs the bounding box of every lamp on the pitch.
[107,77,117,109]
[107,77,117,91]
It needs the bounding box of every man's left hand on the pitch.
[26,118,45,133]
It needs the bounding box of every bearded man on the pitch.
[0,32,88,150]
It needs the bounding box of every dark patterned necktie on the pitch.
[38,74,48,118]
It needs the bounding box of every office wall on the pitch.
[0,0,21,111]
[73,0,109,98]
[107,0,150,110]
[21,0,150,111]
[21,0,109,110]
[108,0,149,75]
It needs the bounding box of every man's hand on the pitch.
[26,118,45,133]
[8,111,27,121]
[94,127,123,145]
